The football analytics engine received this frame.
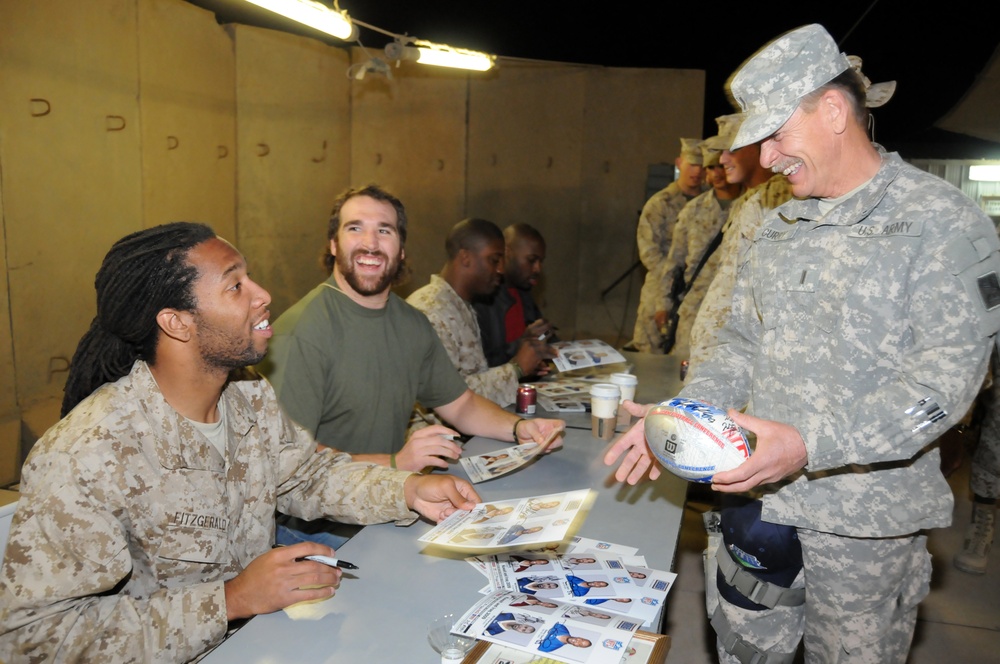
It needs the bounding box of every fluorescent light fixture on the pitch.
[970,164,1000,182]
[385,39,495,72]
[243,0,357,41]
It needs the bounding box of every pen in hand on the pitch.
[301,554,359,570]
[274,545,359,570]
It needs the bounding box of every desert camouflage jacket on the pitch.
[688,174,793,370]
[633,182,696,352]
[0,361,415,662]
[408,275,519,407]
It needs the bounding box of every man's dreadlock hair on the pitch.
[61,222,217,417]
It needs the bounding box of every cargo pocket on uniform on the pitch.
[840,544,931,655]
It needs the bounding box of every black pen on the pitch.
[302,554,359,570]
[274,545,359,570]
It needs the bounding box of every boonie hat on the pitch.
[727,24,850,150]
[848,55,896,108]
[679,137,703,165]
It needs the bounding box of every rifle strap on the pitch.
[680,226,724,302]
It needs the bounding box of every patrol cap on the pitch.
[700,113,744,152]
[727,24,851,150]
[717,495,802,611]
[679,137,703,165]
[700,141,722,167]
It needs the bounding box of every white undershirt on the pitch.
[186,399,227,457]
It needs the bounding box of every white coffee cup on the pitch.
[609,373,638,427]
[589,383,621,440]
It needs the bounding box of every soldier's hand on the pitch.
[524,318,555,341]
[603,401,661,484]
[404,474,481,522]
[396,425,463,471]
[510,337,553,375]
[514,417,565,452]
[224,543,341,620]
[710,410,808,492]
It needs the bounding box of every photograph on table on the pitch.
[468,501,522,525]
[453,589,643,664]
[461,630,670,664]
[493,551,676,630]
[419,490,594,551]
[549,340,627,373]
[461,444,545,483]
[538,396,588,413]
[567,537,640,558]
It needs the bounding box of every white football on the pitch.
[643,397,751,483]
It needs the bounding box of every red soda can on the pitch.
[516,385,537,415]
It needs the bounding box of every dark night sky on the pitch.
[198,0,1000,157]
[346,0,1000,157]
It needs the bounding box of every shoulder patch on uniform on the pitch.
[978,271,1000,311]
[940,230,1000,336]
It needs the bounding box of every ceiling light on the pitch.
[385,39,495,72]
[969,164,1000,182]
[243,0,357,41]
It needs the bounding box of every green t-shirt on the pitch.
[258,278,468,455]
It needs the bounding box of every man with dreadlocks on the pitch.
[0,222,480,662]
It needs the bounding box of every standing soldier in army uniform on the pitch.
[654,118,746,359]
[607,24,1000,664]
[631,137,705,353]
[688,56,894,377]
[955,351,1000,574]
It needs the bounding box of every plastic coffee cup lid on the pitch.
[609,372,637,386]
[589,383,621,398]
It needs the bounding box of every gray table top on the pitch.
[533,351,683,430]
[203,351,688,663]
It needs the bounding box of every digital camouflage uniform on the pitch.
[683,152,1000,663]
[688,175,793,373]
[971,352,1000,500]
[0,361,418,663]
[407,274,519,407]
[632,181,697,353]
[657,188,734,359]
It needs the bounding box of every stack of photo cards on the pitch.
[466,536,676,631]
[452,589,642,664]
[417,490,594,551]
[489,556,673,630]
[550,340,627,373]
[526,379,592,413]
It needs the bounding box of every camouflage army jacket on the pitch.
[408,275,519,407]
[656,188,730,315]
[0,361,415,662]
[682,153,1000,537]
[688,175,793,370]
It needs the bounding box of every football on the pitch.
[643,397,751,483]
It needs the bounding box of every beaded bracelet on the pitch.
[512,417,527,442]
